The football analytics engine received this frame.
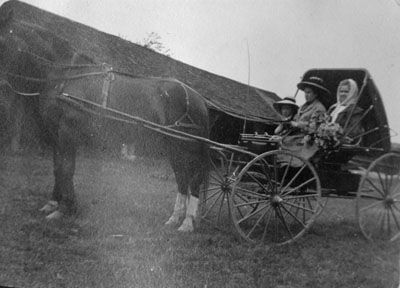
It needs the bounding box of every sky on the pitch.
[1,0,400,142]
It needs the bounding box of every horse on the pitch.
[0,8,210,232]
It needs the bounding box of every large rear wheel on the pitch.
[229,150,323,246]
[229,150,324,246]
[356,153,400,242]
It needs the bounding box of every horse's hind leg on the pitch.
[165,170,189,226]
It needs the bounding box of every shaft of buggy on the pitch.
[58,92,259,159]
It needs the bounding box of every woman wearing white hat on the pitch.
[273,97,299,135]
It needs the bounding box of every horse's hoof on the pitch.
[165,216,181,226]
[39,201,58,213]
[45,210,63,220]
[177,218,194,232]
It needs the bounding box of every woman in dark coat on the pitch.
[280,76,331,164]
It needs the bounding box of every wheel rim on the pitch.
[356,153,400,242]
[199,150,241,230]
[229,150,323,246]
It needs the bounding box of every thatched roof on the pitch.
[1,0,281,121]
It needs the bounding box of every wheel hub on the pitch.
[384,197,394,207]
[221,179,232,193]
[271,195,283,207]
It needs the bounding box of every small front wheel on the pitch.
[199,148,242,230]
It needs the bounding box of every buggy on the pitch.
[199,68,400,246]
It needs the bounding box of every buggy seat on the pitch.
[239,133,281,154]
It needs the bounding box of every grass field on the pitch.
[0,151,399,288]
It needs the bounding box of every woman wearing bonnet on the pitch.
[328,78,364,144]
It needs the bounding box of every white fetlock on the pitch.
[177,196,199,232]
[177,217,194,232]
[45,210,63,220]
[165,214,182,226]
[39,200,58,213]
[165,193,188,226]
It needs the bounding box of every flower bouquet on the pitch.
[305,111,344,151]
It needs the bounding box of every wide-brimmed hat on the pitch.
[297,76,330,96]
[273,97,299,114]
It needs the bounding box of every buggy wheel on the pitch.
[229,150,323,246]
[199,149,242,230]
[356,153,400,242]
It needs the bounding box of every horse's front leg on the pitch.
[177,159,208,232]
[43,119,78,220]
[39,146,62,214]
[165,192,188,226]
[172,169,201,232]
[165,170,189,226]
[177,195,199,232]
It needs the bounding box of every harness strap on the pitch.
[165,82,202,130]
[0,79,40,96]
[101,64,115,107]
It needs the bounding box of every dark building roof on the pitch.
[2,0,281,121]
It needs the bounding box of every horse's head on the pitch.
[0,7,83,93]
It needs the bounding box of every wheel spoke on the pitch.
[385,208,391,236]
[281,199,316,214]
[360,200,384,213]
[260,162,275,193]
[285,194,320,200]
[276,206,294,239]
[246,204,270,238]
[200,187,223,203]
[357,192,384,201]
[231,195,245,219]
[280,203,307,228]
[200,185,222,194]
[392,204,400,213]
[201,189,225,217]
[365,177,386,198]
[234,199,270,208]
[272,155,278,194]
[261,206,274,242]
[216,191,227,224]
[209,172,223,184]
[281,177,317,196]
[281,164,307,192]
[281,197,299,219]
[235,186,267,199]
[388,207,400,236]
[377,168,388,195]
[237,203,270,225]
[279,157,291,191]
[244,170,269,192]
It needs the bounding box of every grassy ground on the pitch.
[0,152,399,288]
